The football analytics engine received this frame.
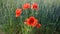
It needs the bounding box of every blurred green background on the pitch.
[0,0,60,34]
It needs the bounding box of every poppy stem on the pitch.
[31,9,34,16]
[25,10,28,18]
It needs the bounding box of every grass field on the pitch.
[0,0,60,34]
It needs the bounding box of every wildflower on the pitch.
[22,3,30,9]
[16,8,22,17]
[36,23,41,28]
[31,3,38,10]
[25,16,38,27]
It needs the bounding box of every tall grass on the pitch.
[0,0,60,34]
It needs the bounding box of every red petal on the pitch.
[36,23,41,28]
[16,8,22,17]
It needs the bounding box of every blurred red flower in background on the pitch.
[16,8,22,17]
[22,3,30,9]
[31,3,38,10]
[36,23,41,28]
[25,16,38,27]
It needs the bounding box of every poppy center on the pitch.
[29,18,34,24]
[33,5,37,8]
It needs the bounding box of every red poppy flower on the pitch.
[36,23,41,28]
[22,3,30,9]
[16,8,22,17]
[25,16,38,27]
[31,3,38,10]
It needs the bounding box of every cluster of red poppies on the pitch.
[24,16,41,28]
[15,2,41,28]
